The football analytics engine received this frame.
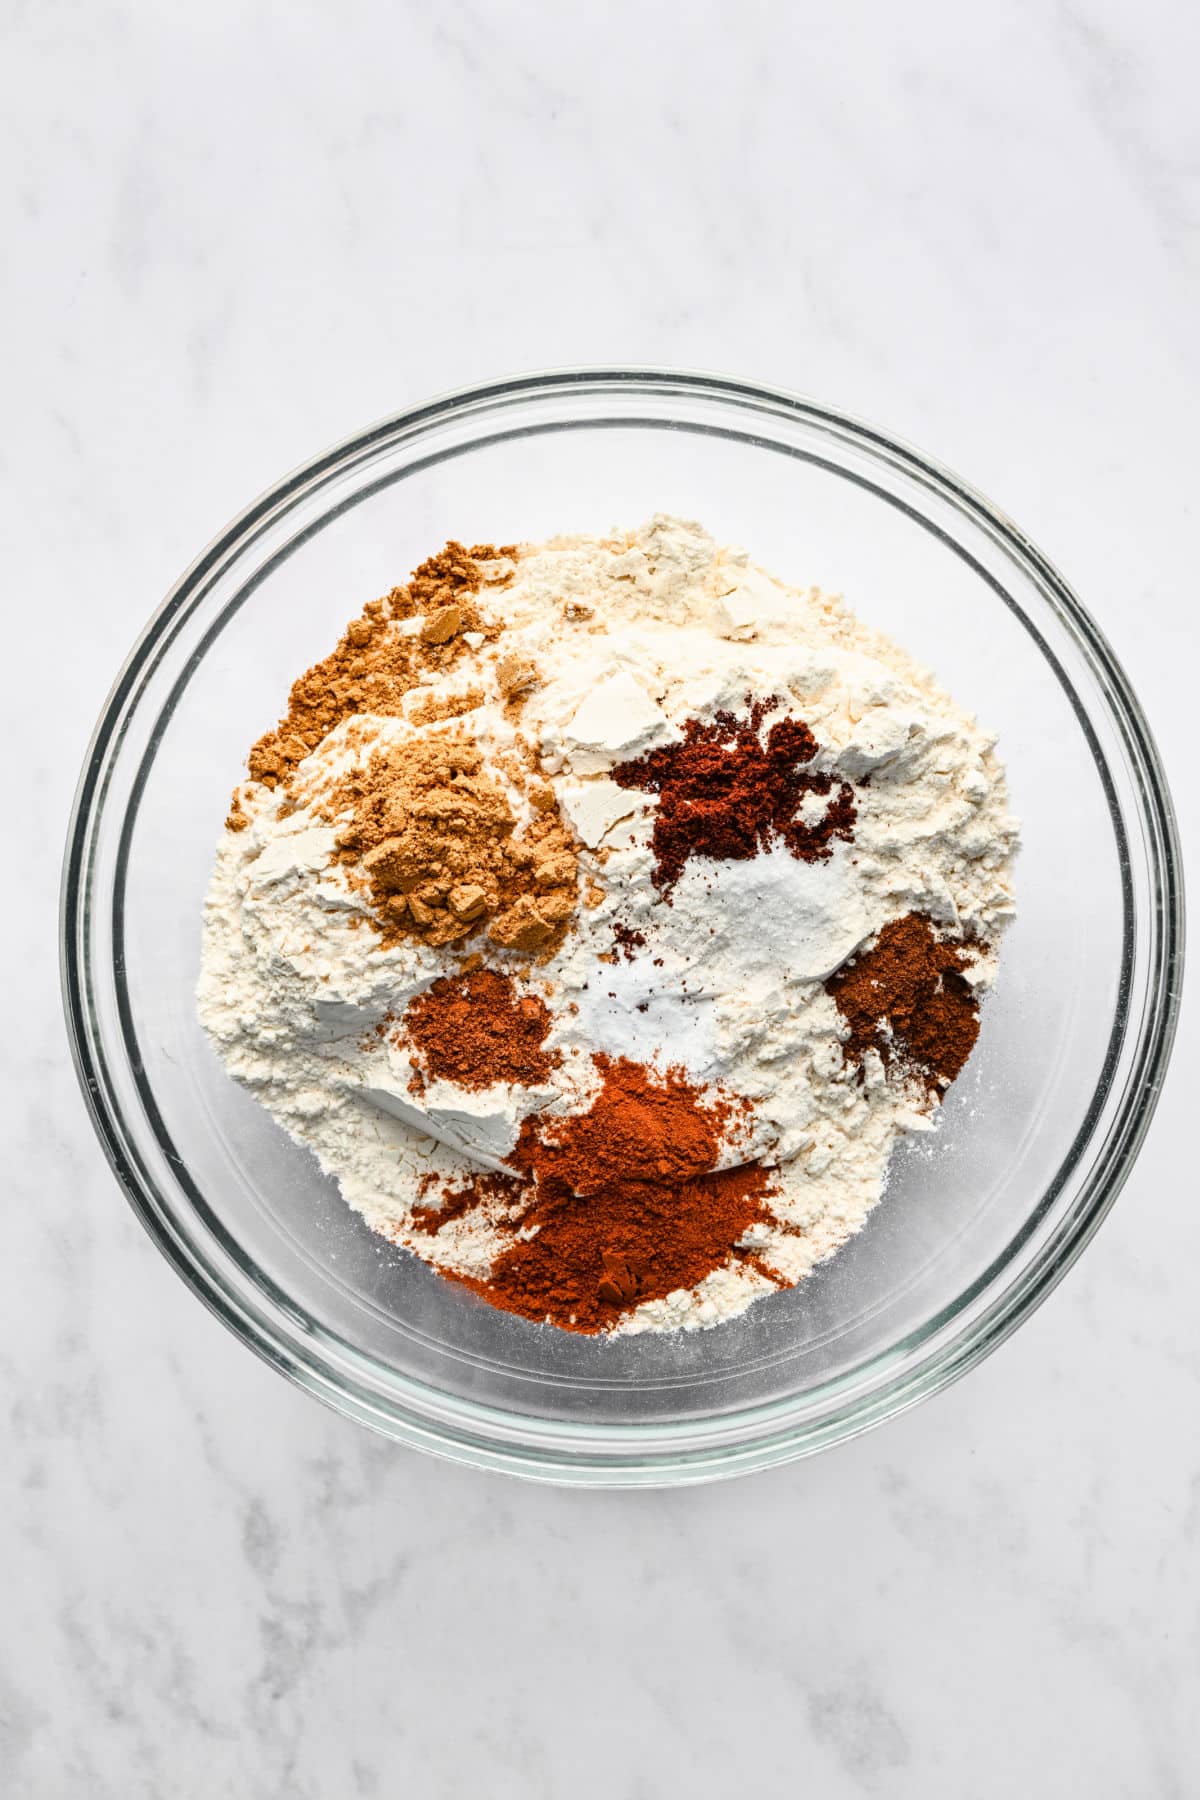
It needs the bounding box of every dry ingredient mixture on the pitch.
[199,518,1018,1335]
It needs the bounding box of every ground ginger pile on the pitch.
[236,541,516,798]
[332,734,578,953]
[227,537,580,952]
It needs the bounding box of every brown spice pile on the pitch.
[825,912,980,1090]
[403,970,559,1090]
[419,1055,774,1334]
[332,732,579,952]
[613,699,857,892]
[237,541,515,803]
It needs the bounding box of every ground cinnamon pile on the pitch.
[613,699,857,892]
[825,912,980,1090]
[423,1055,774,1333]
[236,541,515,804]
[331,732,579,951]
[403,970,559,1089]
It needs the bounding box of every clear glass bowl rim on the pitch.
[60,367,1186,1485]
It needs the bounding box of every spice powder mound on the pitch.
[328,733,580,953]
[237,540,515,803]
[613,699,857,892]
[426,1054,776,1334]
[825,912,980,1089]
[402,970,560,1090]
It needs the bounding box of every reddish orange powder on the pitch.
[422,1055,774,1334]
[403,969,559,1090]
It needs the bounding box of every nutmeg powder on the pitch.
[825,912,980,1089]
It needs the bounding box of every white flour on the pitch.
[198,517,1017,1333]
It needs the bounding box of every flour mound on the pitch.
[198,517,1018,1335]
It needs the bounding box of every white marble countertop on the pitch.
[5,2,1197,1793]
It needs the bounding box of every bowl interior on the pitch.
[104,404,1130,1429]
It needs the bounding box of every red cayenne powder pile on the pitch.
[613,700,857,891]
[422,1055,775,1334]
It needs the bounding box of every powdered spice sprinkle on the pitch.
[613,699,857,892]
[237,541,515,802]
[421,1055,775,1334]
[402,969,560,1090]
[328,731,580,952]
[825,912,980,1089]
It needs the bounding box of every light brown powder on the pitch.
[405,686,488,727]
[243,542,516,793]
[330,732,580,954]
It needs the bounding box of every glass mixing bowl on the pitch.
[61,370,1183,1485]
